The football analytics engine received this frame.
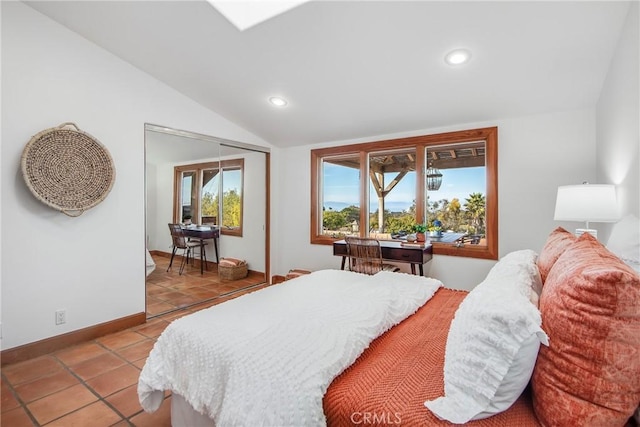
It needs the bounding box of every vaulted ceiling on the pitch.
[25,1,631,148]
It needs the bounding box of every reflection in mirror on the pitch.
[144,124,269,319]
[180,170,196,223]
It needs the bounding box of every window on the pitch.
[311,127,498,260]
[174,159,244,236]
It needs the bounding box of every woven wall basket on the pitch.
[21,122,116,217]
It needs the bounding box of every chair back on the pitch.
[168,223,188,249]
[345,236,385,275]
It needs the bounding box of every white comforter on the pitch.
[138,269,442,426]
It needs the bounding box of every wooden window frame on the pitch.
[310,127,498,260]
[174,158,244,237]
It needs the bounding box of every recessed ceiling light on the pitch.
[445,49,472,66]
[269,96,288,107]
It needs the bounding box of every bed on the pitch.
[138,224,640,427]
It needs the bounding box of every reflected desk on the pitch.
[333,240,433,276]
[182,226,220,274]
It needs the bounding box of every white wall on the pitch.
[596,1,639,237]
[223,151,267,272]
[275,109,596,290]
[0,2,271,350]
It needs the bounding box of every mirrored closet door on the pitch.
[144,124,269,318]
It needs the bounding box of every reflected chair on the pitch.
[167,223,207,275]
[345,236,400,275]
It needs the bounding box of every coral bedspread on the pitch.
[324,288,541,426]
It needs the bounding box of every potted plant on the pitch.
[412,223,427,242]
[183,215,192,225]
[428,219,443,237]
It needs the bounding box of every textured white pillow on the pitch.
[424,254,548,423]
[486,249,542,306]
[607,214,640,269]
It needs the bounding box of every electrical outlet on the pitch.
[55,310,66,325]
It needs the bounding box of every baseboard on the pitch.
[1,312,146,366]
[150,250,170,258]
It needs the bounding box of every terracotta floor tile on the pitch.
[188,300,220,312]
[1,406,36,426]
[27,383,97,425]
[2,356,63,385]
[55,342,109,366]
[161,283,186,293]
[105,384,144,418]
[116,339,155,363]
[145,296,164,306]
[172,295,201,308]
[68,352,126,381]
[156,310,187,322]
[97,331,147,351]
[166,282,193,291]
[153,290,185,301]
[182,288,220,299]
[1,379,21,412]
[134,320,169,339]
[14,369,80,403]
[146,284,168,296]
[132,357,148,370]
[45,400,122,427]
[146,301,175,316]
[128,395,172,427]
[218,284,248,294]
[85,364,140,397]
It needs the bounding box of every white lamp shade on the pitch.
[554,184,619,222]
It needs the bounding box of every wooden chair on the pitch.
[345,236,400,275]
[167,223,207,275]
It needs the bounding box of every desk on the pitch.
[428,232,466,244]
[333,240,433,276]
[182,226,220,274]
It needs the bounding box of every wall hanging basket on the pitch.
[21,122,116,217]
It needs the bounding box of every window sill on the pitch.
[313,236,498,260]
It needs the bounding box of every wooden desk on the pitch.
[333,240,433,276]
[182,226,220,274]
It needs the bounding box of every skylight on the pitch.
[207,0,310,31]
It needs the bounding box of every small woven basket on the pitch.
[218,261,248,280]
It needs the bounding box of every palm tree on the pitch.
[464,193,485,234]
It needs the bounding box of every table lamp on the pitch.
[553,183,619,239]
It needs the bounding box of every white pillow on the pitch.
[486,249,543,306]
[607,214,640,270]
[424,254,548,423]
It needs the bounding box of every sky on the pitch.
[323,163,485,212]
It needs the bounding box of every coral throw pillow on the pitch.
[537,227,577,283]
[532,233,640,426]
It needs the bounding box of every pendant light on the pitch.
[426,162,443,191]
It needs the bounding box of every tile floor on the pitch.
[2,256,271,427]
[146,254,266,318]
